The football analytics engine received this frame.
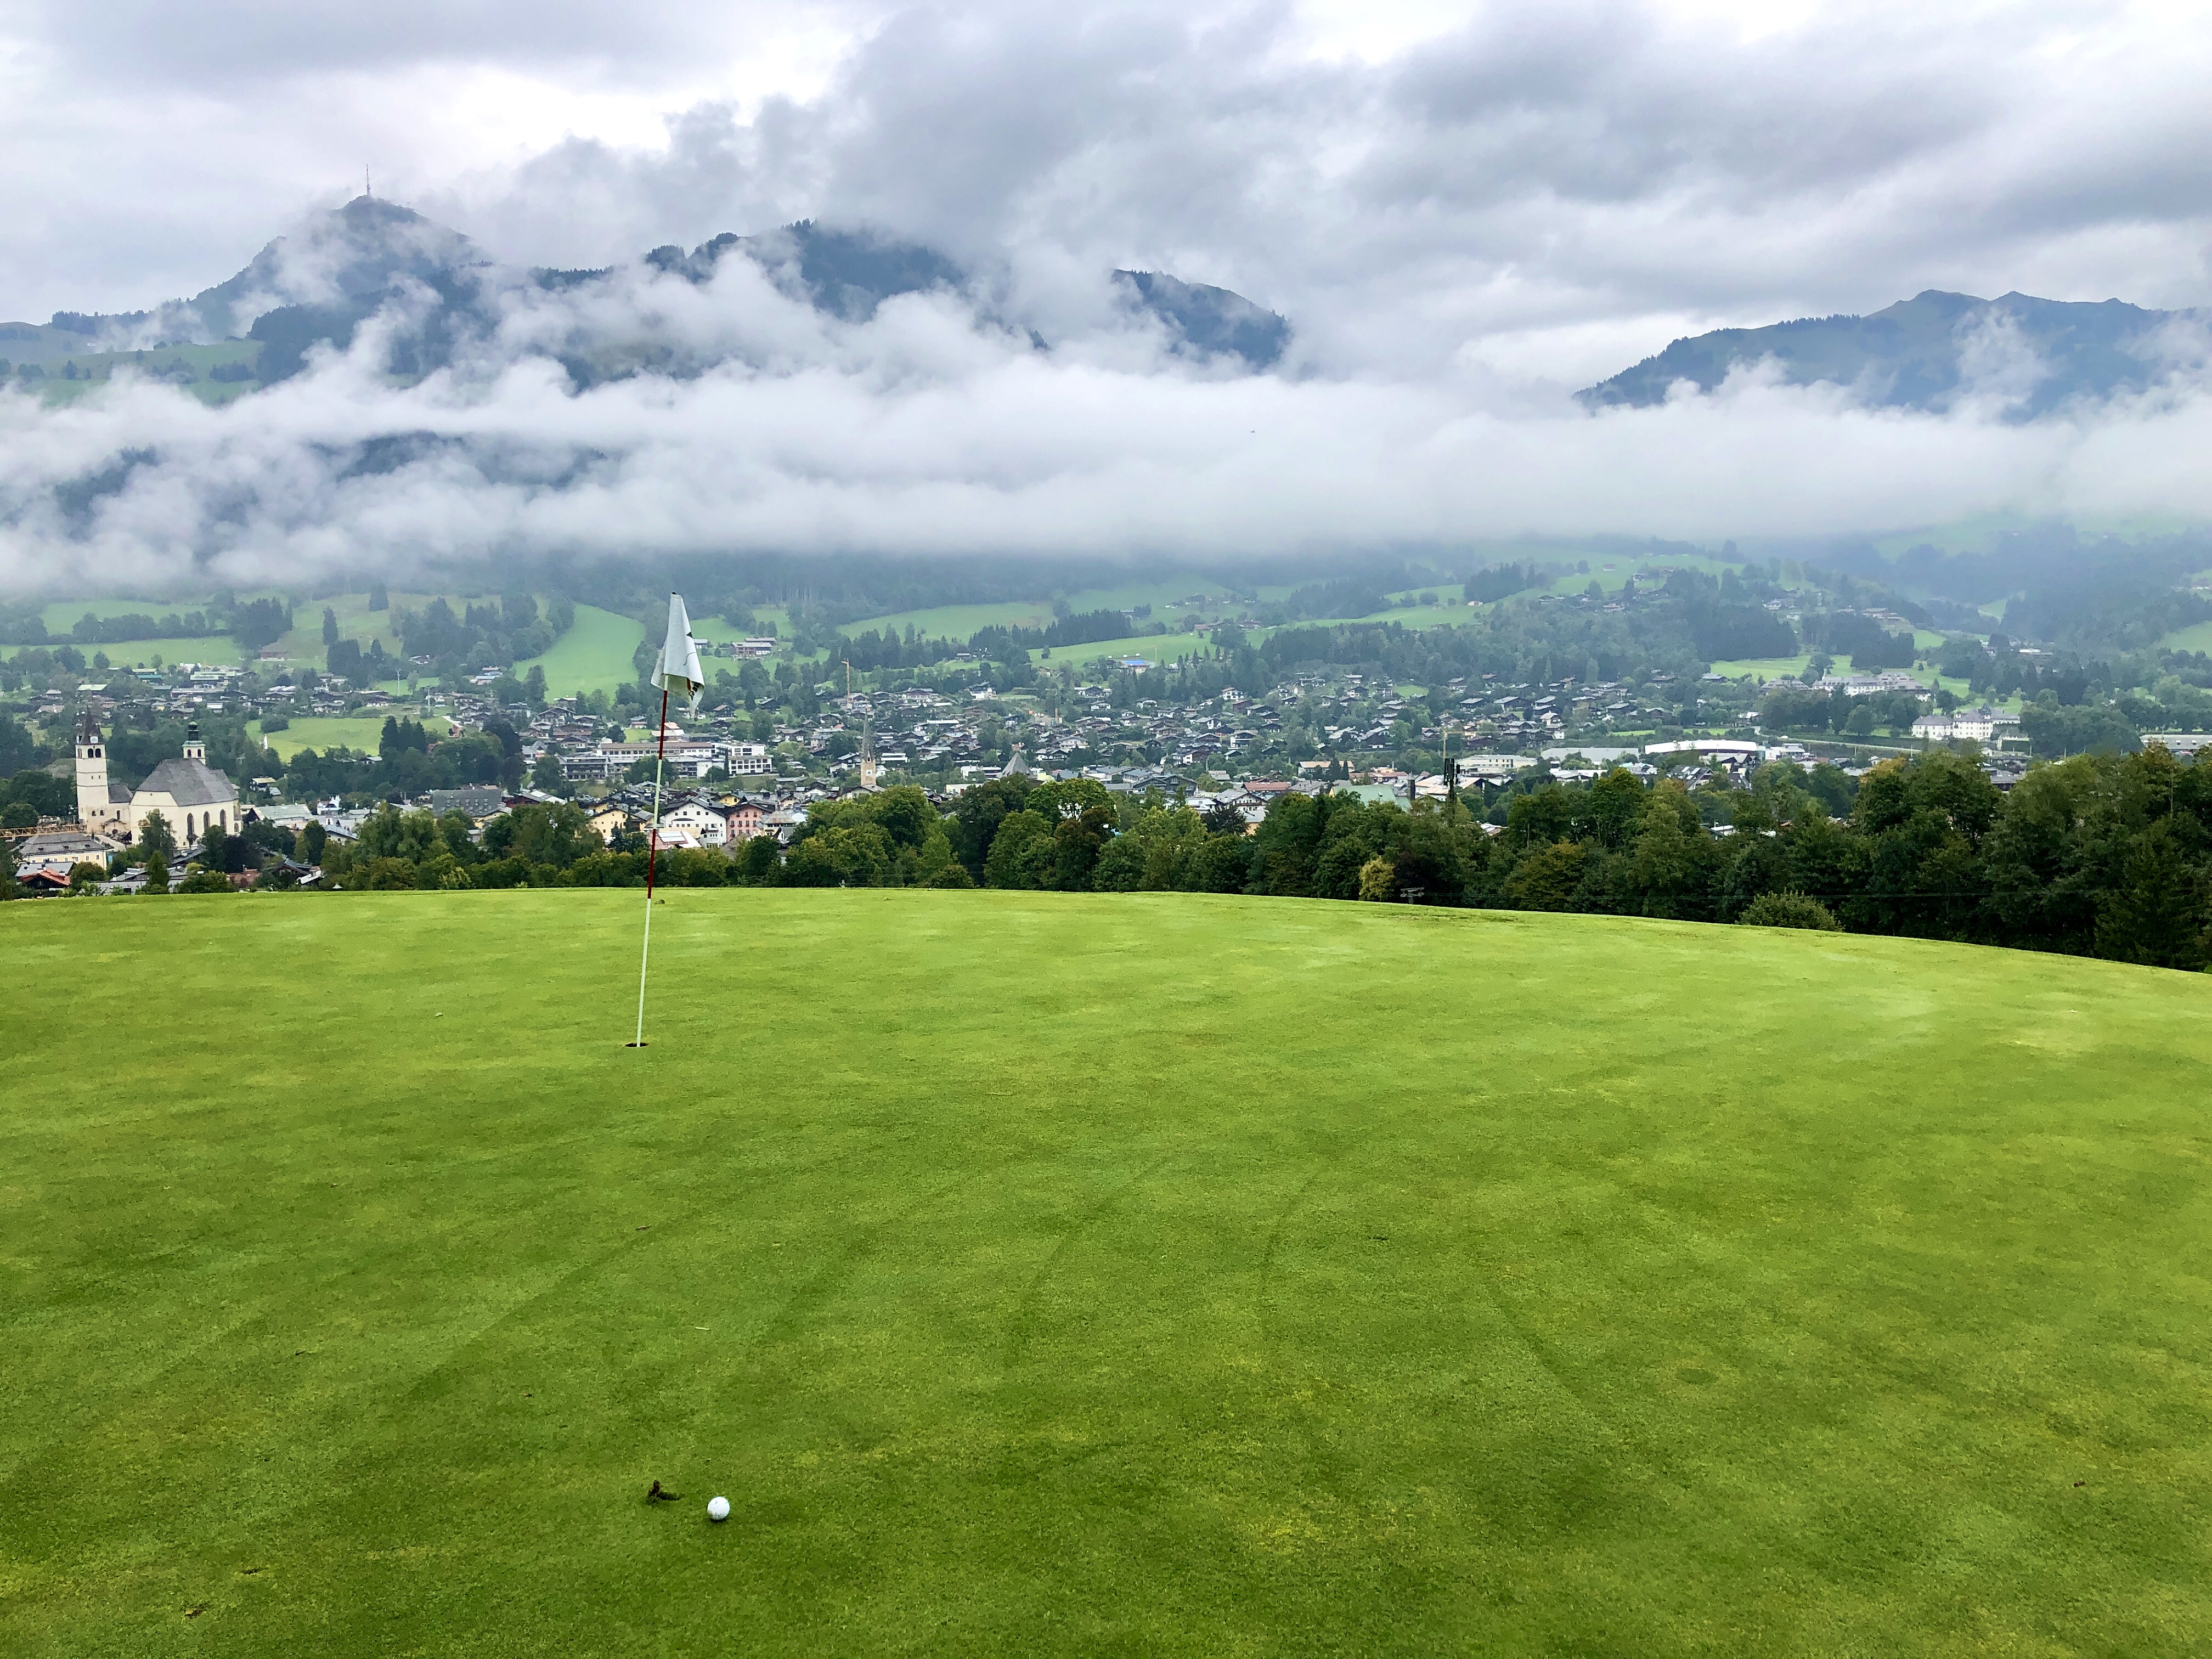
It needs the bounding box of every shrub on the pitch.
[1738,891,1842,930]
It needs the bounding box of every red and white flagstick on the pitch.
[631,683,672,1048]
[631,592,702,1050]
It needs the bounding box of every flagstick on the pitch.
[631,686,671,1048]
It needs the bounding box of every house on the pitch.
[2139,732,2212,757]
[1912,707,2017,743]
[12,827,119,886]
[661,802,729,846]
[585,803,633,841]
[723,802,768,840]
[423,787,509,822]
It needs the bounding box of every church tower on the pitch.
[75,709,111,829]
[857,719,878,791]
[183,721,206,763]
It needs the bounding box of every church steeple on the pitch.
[183,721,206,763]
[857,718,878,791]
[75,709,114,829]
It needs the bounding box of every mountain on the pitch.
[1111,271,1289,368]
[629,221,967,322]
[1581,290,2208,417]
[0,200,1292,396]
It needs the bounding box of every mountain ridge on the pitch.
[1581,288,2209,417]
[0,200,1293,395]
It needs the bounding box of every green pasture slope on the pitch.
[4,893,2210,1656]
[512,603,647,698]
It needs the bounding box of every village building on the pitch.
[75,713,241,844]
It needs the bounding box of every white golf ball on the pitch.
[707,1496,730,1522]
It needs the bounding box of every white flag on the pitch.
[654,592,705,706]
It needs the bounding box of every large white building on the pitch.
[1911,707,2019,744]
[76,713,241,844]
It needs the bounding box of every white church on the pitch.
[76,711,241,845]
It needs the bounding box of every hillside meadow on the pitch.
[3,891,2209,1655]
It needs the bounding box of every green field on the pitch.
[2158,619,2212,655]
[250,712,442,761]
[1,636,245,669]
[10,340,263,409]
[839,578,1235,645]
[839,600,1058,640]
[5,892,2210,1654]
[514,603,647,698]
[1031,631,1213,669]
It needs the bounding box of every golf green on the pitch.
[4,891,2209,1655]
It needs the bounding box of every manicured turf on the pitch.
[4,893,2211,1655]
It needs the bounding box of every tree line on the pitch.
[33,744,2212,970]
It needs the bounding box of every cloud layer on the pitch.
[4,0,2212,594]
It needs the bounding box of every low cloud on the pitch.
[7,262,2212,597]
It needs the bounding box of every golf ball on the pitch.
[707,1496,730,1522]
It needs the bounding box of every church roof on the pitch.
[107,781,131,803]
[136,756,236,808]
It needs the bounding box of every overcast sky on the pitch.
[4,0,2212,591]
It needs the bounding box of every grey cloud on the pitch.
[4,0,2212,593]
[10,0,846,84]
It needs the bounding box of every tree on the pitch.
[369,580,389,612]
[1181,833,1253,893]
[1500,840,1593,910]
[1392,807,1480,905]
[322,607,340,647]
[786,824,893,887]
[200,820,240,874]
[1738,891,1842,930]
[1357,856,1396,901]
[138,810,176,891]
[231,599,292,653]
[301,820,328,865]
[1200,799,1248,837]
[983,810,1054,889]
[1619,791,1721,921]
[948,777,1036,881]
[481,803,595,867]
[733,835,782,885]
[2095,820,2210,968]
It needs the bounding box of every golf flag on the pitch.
[632,591,703,1048]
[655,592,705,709]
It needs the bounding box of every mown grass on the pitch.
[3,892,2210,1656]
